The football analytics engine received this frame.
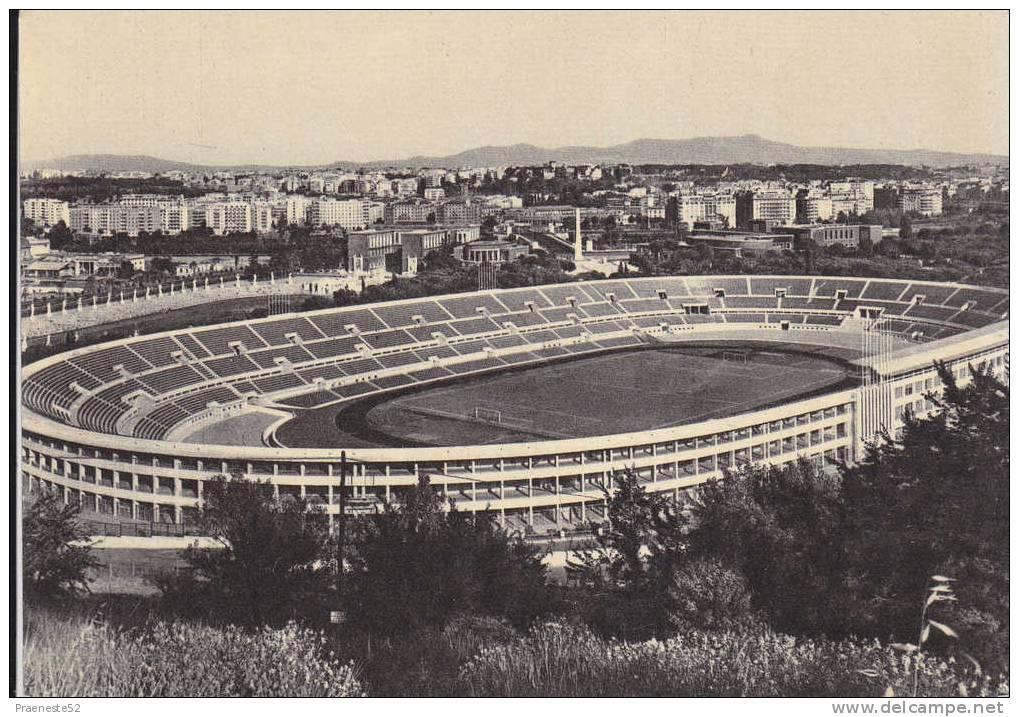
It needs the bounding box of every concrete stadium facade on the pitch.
[20,275,1009,536]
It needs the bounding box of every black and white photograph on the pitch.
[10,9,1011,705]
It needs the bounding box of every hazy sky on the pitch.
[19,10,1009,165]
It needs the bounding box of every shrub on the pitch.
[335,614,519,697]
[156,475,333,625]
[567,471,688,639]
[347,474,555,635]
[22,492,99,600]
[838,365,1010,666]
[666,557,753,631]
[458,620,1008,698]
[22,606,364,697]
[688,460,850,636]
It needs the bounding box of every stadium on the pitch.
[21,275,1009,537]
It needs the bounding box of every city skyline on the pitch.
[18,10,1009,166]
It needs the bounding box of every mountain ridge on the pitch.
[24,135,1008,173]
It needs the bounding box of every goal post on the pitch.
[473,406,503,424]
[721,349,750,363]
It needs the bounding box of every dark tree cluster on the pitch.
[570,364,1009,670]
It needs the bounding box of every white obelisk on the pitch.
[573,208,583,262]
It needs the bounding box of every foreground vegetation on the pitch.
[23,605,364,697]
[20,364,1009,697]
[23,605,1006,698]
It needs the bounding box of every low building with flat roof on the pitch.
[455,239,529,265]
[788,224,883,250]
[684,229,793,256]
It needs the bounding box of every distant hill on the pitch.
[383,135,1008,169]
[24,135,1008,173]
[20,154,319,174]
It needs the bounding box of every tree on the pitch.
[568,472,683,639]
[118,260,136,279]
[421,247,461,273]
[47,220,74,249]
[900,215,913,239]
[22,492,99,601]
[158,476,333,625]
[686,460,848,636]
[149,256,174,275]
[838,364,1009,666]
[347,474,553,635]
[666,557,752,631]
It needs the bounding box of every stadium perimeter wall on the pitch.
[19,276,1009,535]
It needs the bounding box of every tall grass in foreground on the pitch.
[22,607,1009,697]
[458,621,1009,698]
[23,606,364,697]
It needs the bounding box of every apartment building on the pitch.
[285,195,314,225]
[204,202,253,235]
[308,198,372,230]
[735,190,796,227]
[252,203,275,233]
[158,202,190,234]
[384,199,436,224]
[795,191,833,224]
[69,205,162,236]
[899,187,944,216]
[437,198,483,225]
[23,198,70,227]
[666,193,737,229]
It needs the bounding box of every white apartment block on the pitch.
[482,195,523,210]
[364,201,385,226]
[672,193,737,228]
[187,203,208,230]
[158,202,190,234]
[798,195,833,224]
[391,178,419,197]
[309,198,372,230]
[285,195,314,225]
[252,203,275,233]
[756,194,796,224]
[23,198,70,227]
[830,180,875,203]
[205,202,253,235]
[421,170,444,188]
[736,190,796,227]
[69,205,162,236]
[899,187,943,217]
[120,194,173,207]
